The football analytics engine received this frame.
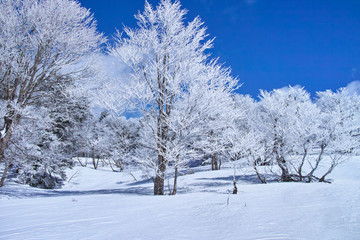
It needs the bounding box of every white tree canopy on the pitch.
[0,0,105,186]
[102,0,239,195]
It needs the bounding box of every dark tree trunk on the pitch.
[154,175,164,195]
[319,160,337,183]
[254,164,266,184]
[154,153,166,195]
[0,111,21,187]
[0,115,17,161]
[0,162,9,187]
[170,165,178,195]
[77,158,87,167]
[211,152,219,170]
[232,182,238,194]
[298,148,307,182]
[91,148,99,170]
[154,100,169,195]
[306,144,325,181]
[232,165,238,194]
[276,156,291,182]
[272,119,291,182]
[152,51,173,195]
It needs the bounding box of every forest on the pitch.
[0,0,359,197]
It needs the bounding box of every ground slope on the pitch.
[0,157,359,240]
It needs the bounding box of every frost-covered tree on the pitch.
[74,112,107,170]
[0,76,93,188]
[314,88,360,181]
[74,110,140,172]
[44,77,92,158]
[249,86,360,183]
[250,87,325,182]
[100,115,140,172]
[107,0,215,195]
[164,61,238,194]
[253,87,316,181]
[225,94,256,189]
[0,0,104,186]
[188,62,239,171]
[3,105,73,189]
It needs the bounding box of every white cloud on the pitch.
[345,80,360,95]
[278,84,303,92]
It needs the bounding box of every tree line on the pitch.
[0,0,359,194]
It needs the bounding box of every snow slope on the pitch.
[0,157,359,240]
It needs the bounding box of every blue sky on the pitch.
[79,0,360,97]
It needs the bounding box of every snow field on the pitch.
[0,157,359,240]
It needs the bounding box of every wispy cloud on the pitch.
[345,80,360,95]
[351,67,357,78]
[278,84,304,92]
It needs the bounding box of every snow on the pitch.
[0,157,359,240]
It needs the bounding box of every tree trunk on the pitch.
[0,110,21,187]
[154,101,169,195]
[254,165,266,184]
[306,144,325,180]
[298,148,307,181]
[0,115,17,162]
[77,158,87,167]
[154,175,164,195]
[211,152,219,170]
[154,154,166,195]
[232,164,237,194]
[232,182,238,194]
[272,119,291,182]
[170,165,178,195]
[319,160,337,183]
[91,148,98,170]
[277,156,291,182]
[0,162,9,187]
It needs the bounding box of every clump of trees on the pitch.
[0,0,104,187]
[0,0,359,194]
[98,0,359,194]
[244,87,360,183]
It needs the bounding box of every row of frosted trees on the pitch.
[0,0,359,194]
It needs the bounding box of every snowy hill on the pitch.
[0,157,359,240]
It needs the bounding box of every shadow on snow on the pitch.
[0,184,153,199]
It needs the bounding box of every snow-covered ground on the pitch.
[0,157,359,240]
